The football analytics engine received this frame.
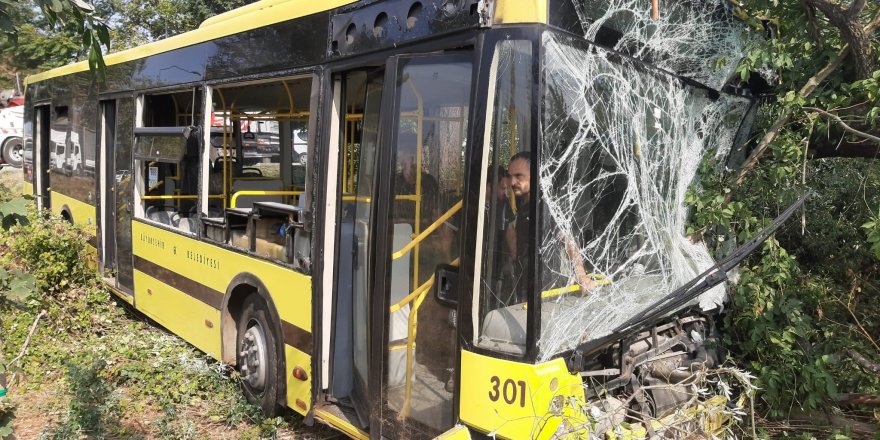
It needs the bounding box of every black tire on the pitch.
[2,137,23,168]
[236,295,283,416]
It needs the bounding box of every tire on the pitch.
[237,295,283,416]
[2,137,23,168]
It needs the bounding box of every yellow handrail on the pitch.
[230,190,303,208]
[400,257,460,418]
[147,180,165,192]
[540,274,612,298]
[141,195,199,200]
[391,200,462,261]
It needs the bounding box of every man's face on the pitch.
[495,176,508,201]
[400,152,417,183]
[508,158,530,198]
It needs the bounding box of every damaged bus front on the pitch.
[451,0,791,437]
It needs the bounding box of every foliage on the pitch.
[0,197,28,231]
[2,208,93,294]
[0,0,110,76]
[678,0,880,429]
[0,211,298,438]
[861,207,880,259]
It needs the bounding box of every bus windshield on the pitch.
[474,27,754,358]
[535,31,751,359]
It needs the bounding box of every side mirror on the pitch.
[433,264,459,308]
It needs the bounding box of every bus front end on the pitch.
[456,0,758,437]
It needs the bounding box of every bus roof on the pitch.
[25,0,356,86]
[25,0,549,86]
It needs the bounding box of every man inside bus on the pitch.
[506,151,596,300]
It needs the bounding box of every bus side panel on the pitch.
[285,345,312,415]
[130,221,313,412]
[50,191,96,232]
[134,269,223,357]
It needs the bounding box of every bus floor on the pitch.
[386,359,453,432]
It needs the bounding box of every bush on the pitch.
[2,208,94,296]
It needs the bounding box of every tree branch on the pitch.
[847,348,880,376]
[728,15,880,193]
[804,106,880,144]
[847,0,869,19]
[731,44,850,189]
[4,310,45,384]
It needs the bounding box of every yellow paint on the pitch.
[313,408,369,440]
[131,221,312,331]
[22,181,33,197]
[26,0,356,85]
[493,0,548,24]
[436,425,473,440]
[134,269,223,357]
[284,345,312,416]
[459,350,587,439]
[50,191,96,237]
[105,282,135,305]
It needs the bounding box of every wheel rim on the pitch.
[9,142,22,162]
[240,320,269,392]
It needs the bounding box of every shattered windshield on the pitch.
[553,0,753,91]
[536,31,751,359]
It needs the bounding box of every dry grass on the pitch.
[0,167,22,196]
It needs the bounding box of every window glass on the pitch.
[536,31,750,358]
[475,40,533,356]
[134,89,202,234]
[207,76,314,270]
[384,55,472,435]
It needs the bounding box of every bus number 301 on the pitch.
[488,376,527,407]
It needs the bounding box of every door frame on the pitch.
[33,104,51,211]
[369,50,479,439]
[97,99,117,275]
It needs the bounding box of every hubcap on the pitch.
[239,320,268,391]
[9,143,22,162]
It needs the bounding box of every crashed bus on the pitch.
[22,0,789,438]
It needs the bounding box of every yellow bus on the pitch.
[22,0,778,438]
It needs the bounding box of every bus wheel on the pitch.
[237,295,282,416]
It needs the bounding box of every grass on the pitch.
[0,169,342,439]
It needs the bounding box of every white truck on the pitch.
[0,106,23,168]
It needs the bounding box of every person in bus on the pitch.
[506,151,595,301]
[486,165,515,299]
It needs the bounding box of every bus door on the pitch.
[33,105,50,211]
[330,68,385,428]
[378,53,473,438]
[98,98,135,294]
[330,53,473,438]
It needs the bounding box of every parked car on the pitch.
[209,126,280,167]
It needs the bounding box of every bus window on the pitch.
[208,76,314,266]
[134,89,202,234]
[475,40,534,356]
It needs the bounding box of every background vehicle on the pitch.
[0,106,23,168]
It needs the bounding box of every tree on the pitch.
[689,0,880,428]
[0,0,110,76]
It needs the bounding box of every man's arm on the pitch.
[563,233,596,293]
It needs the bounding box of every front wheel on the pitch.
[237,295,283,416]
[2,137,23,168]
